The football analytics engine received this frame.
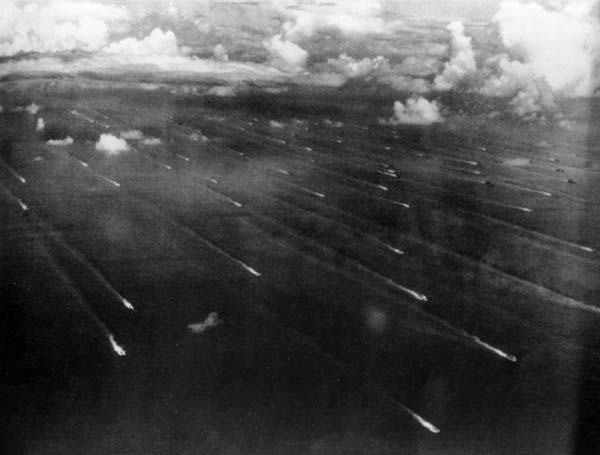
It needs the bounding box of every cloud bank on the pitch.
[0,1,129,55]
[0,0,597,121]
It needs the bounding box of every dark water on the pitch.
[1,81,600,454]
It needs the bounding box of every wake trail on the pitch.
[33,236,127,357]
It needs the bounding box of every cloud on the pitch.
[95,134,129,154]
[396,55,441,77]
[213,43,229,62]
[263,34,309,71]
[0,24,285,82]
[382,96,444,125]
[319,53,432,93]
[189,132,209,142]
[205,85,237,97]
[103,28,179,57]
[0,1,129,56]
[324,119,343,128]
[325,53,387,79]
[120,129,144,140]
[14,103,41,114]
[480,54,558,117]
[280,0,387,40]
[188,312,221,334]
[434,21,477,90]
[141,137,162,146]
[36,118,45,132]
[47,136,74,146]
[493,0,598,96]
[378,73,432,94]
[509,84,557,118]
[0,0,595,107]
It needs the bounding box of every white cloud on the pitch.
[189,132,209,142]
[47,136,74,146]
[493,0,598,96]
[480,55,535,97]
[141,137,162,146]
[383,97,444,125]
[205,85,237,97]
[378,74,432,94]
[396,55,441,77]
[0,48,284,83]
[188,312,221,334]
[509,84,557,118]
[14,103,41,114]
[103,28,179,57]
[280,0,387,40]
[36,118,45,132]
[434,21,477,90]
[27,103,40,114]
[120,129,144,140]
[325,53,386,79]
[0,1,129,56]
[213,43,229,62]
[480,54,558,117]
[320,53,432,93]
[324,119,343,128]
[263,34,308,71]
[95,134,129,154]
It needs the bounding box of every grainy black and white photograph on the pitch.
[0,0,599,453]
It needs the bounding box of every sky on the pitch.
[0,0,598,118]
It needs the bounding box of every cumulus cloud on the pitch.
[280,0,387,40]
[320,53,432,93]
[263,34,309,71]
[378,73,432,94]
[396,55,441,78]
[434,21,477,91]
[325,53,386,79]
[188,312,221,334]
[0,1,129,56]
[46,136,74,146]
[480,54,558,117]
[508,83,557,118]
[0,0,596,107]
[213,43,229,62]
[0,24,284,83]
[120,129,144,140]
[324,119,343,128]
[95,134,129,154]
[493,0,598,96]
[382,97,444,125]
[141,137,162,146]
[36,118,45,132]
[14,103,41,114]
[103,28,179,57]
[189,132,209,142]
[474,0,598,117]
